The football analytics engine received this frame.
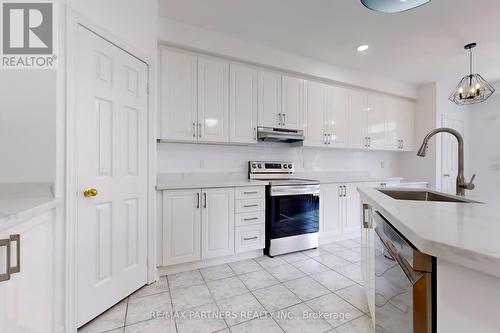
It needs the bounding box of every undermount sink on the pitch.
[378,189,477,203]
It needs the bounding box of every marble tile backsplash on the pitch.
[158,142,400,179]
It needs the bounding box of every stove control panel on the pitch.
[249,161,294,174]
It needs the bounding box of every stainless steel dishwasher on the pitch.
[372,211,435,333]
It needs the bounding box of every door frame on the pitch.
[64,10,157,332]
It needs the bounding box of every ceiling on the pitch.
[158,0,500,85]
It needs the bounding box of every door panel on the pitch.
[304,81,327,147]
[327,86,349,147]
[384,97,400,150]
[162,190,201,265]
[198,57,230,142]
[258,70,282,128]
[441,116,464,194]
[230,64,258,144]
[349,90,368,149]
[282,75,304,130]
[202,188,235,259]
[367,94,386,150]
[344,184,362,233]
[320,185,342,239]
[159,47,198,141]
[76,25,148,326]
[400,100,416,151]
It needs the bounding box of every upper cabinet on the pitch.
[159,47,198,141]
[385,97,415,151]
[304,81,348,148]
[230,63,258,144]
[198,57,230,143]
[257,70,282,128]
[281,75,304,130]
[158,45,416,152]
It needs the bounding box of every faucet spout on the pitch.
[416,128,474,196]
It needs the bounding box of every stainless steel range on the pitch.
[249,161,320,256]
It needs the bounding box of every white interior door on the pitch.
[441,115,465,194]
[76,25,148,327]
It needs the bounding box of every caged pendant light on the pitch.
[449,43,495,105]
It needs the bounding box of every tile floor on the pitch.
[78,237,374,333]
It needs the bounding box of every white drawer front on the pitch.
[235,211,265,227]
[235,198,265,213]
[235,224,265,253]
[235,186,265,200]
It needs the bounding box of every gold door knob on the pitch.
[83,187,98,197]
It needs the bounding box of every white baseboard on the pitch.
[158,250,263,276]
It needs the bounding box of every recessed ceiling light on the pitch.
[357,45,369,52]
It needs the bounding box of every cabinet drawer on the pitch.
[235,211,265,227]
[235,186,265,199]
[235,224,265,253]
[235,198,265,213]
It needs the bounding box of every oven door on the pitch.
[268,185,320,239]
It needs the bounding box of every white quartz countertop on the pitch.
[0,183,59,232]
[157,172,404,190]
[358,186,500,278]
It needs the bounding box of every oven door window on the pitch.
[269,194,319,239]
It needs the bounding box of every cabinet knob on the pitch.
[83,187,98,197]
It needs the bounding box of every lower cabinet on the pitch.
[162,186,265,266]
[201,188,235,259]
[0,209,56,333]
[320,183,363,240]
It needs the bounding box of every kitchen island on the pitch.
[358,187,500,333]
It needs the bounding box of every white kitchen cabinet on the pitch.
[230,63,258,144]
[384,97,416,151]
[162,189,202,265]
[349,90,369,149]
[258,70,282,128]
[343,184,362,234]
[304,80,328,147]
[0,210,56,333]
[159,47,198,142]
[366,94,386,150]
[198,57,230,143]
[201,188,235,259]
[327,85,349,147]
[304,82,348,148]
[320,184,343,239]
[320,183,362,241]
[281,75,304,130]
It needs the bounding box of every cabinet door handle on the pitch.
[198,123,202,138]
[343,185,347,197]
[196,193,200,208]
[282,113,286,126]
[203,193,207,208]
[192,122,196,138]
[278,113,282,126]
[0,238,10,282]
[368,137,371,148]
[338,186,342,197]
[9,235,20,274]
[324,133,327,144]
[243,191,259,195]
[401,140,404,150]
[243,217,259,221]
[243,204,259,208]
[243,236,258,241]
[254,127,257,141]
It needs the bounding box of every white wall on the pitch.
[66,0,158,59]
[0,70,56,183]
[158,18,417,100]
[466,84,500,198]
[157,143,400,179]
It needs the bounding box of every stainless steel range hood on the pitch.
[257,127,305,143]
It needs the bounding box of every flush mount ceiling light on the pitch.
[357,44,369,52]
[449,43,495,106]
[360,0,430,13]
